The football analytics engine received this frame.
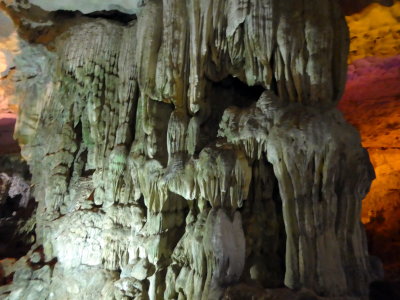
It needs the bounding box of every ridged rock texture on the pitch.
[0,0,383,299]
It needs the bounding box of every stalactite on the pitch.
[0,0,382,299]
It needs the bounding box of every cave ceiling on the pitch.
[1,0,396,15]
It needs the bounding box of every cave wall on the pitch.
[0,0,387,299]
[339,2,400,281]
[0,10,19,155]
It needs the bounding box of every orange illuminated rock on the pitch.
[339,55,400,240]
[0,10,19,155]
[346,2,400,63]
[340,2,400,279]
[339,55,400,148]
[364,149,400,226]
[364,149,400,280]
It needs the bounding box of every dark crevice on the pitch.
[0,156,36,260]
[239,157,286,288]
[0,194,36,259]
[272,172,286,282]
[137,196,147,221]
[216,76,265,108]
[126,87,140,148]
[370,280,400,300]
[268,49,280,99]
[86,10,136,24]
[50,9,136,25]
[195,76,265,153]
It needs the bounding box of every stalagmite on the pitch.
[0,0,385,299]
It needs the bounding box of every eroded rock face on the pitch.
[29,0,143,15]
[339,2,400,281]
[346,2,400,62]
[0,0,381,299]
[340,54,400,281]
[0,10,20,154]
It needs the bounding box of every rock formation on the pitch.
[346,2,400,62]
[339,1,400,282]
[0,0,387,299]
[0,10,19,155]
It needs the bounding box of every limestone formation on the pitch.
[0,0,384,299]
[28,0,143,15]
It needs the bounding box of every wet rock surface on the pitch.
[0,0,390,299]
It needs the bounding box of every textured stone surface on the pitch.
[346,2,400,62]
[29,0,143,14]
[339,3,400,279]
[0,10,19,154]
[0,0,383,299]
[3,0,392,16]
[339,54,400,281]
[0,10,18,78]
[340,55,400,148]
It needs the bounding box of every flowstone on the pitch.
[0,0,382,299]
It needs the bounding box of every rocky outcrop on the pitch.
[0,0,382,299]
